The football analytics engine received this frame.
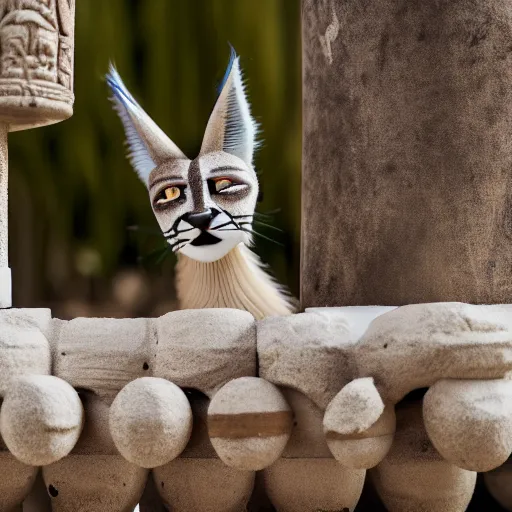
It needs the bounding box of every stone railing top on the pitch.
[1,302,512,475]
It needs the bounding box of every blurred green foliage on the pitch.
[8,0,301,310]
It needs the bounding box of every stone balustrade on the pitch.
[1,303,512,511]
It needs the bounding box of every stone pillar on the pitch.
[0,123,8,307]
[0,0,75,308]
[301,0,512,510]
[301,0,512,308]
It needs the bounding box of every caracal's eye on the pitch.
[215,178,234,192]
[208,177,248,196]
[156,186,182,205]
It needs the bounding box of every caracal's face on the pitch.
[148,152,258,262]
[107,48,259,263]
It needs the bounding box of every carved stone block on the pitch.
[0,0,75,130]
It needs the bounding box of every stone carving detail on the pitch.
[0,0,75,129]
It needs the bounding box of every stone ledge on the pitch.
[0,302,511,511]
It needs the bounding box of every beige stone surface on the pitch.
[355,303,512,403]
[43,454,147,512]
[0,302,511,509]
[0,451,37,511]
[208,377,292,470]
[0,375,83,466]
[424,379,512,472]
[109,377,192,468]
[278,388,331,459]
[0,122,8,308]
[54,317,154,404]
[150,386,255,511]
[263,459,365,512]
[0,1,75,131]
[326,406,395,470]
[72,392,118,456]
[42,392,147,511]
[324,378,395,469]
[258,310,356,409]
[155,309,256,396]
[263,388,365,511]
[0,309,52,396]
[154,459,254,512]
[371,401,477,512]
[324,377,385,435]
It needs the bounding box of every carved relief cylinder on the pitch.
[0,0,75,131]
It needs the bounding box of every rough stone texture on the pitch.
[355,303,512,402]
[0,309,52,395]
[152,387,257,512]
[1,304,512,509]
[0,267,11,309]
[257,309,356,409]
[0,451,37,511]
[324,378,384,435]
[323,378,395,469]
[154,459,254,512]
[42,392,148,512]
[302,0,512,308]
[0,124,8,308]
[263,459,365,512]
[424,379,512,472]
[208,377,292,471]
[0,375,83,466]
[155,309,256,397]
[0,1,75,131]
[43,455,147,512]
[54,317,153,404]
[263,388,366,511]
[327,406,395,471]
[109,377,192,468]
[371,401,477,512]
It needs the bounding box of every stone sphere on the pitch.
[0,375,83,466]
[323,377,395,469]
[208,377,292,470]
[109,377,192,468]
[424,379,512,472]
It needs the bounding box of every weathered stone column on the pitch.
[0,1,76,510]
[0,123,8,307]
[0,0,75,308]
[301,0,512,510]
[301,0,512,308]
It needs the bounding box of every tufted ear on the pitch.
[106,64,186,185]
[200,48,259,166]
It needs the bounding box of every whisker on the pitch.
[254,209,281,219]
[239,227,284,247]
[155,246,173,265]
[210,220,236,230]
[168,238,190,250]
[174,227,197,235]
[171,242,188,253]
[252,219,284,233]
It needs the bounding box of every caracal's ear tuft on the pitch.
[106,64,186,186]
[200,48,259,166]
